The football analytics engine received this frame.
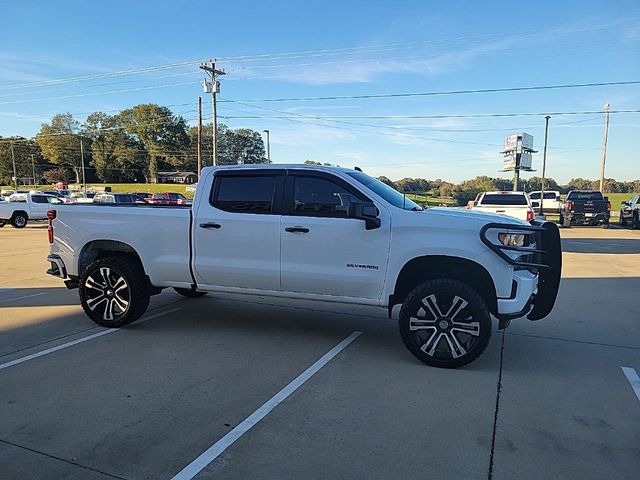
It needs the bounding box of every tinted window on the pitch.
[481,194,528,206]
[117,195,132,203]
[292,176,364,218]
[529,192,541,199]
[543,192,558,200]
[345,170,422,210]
[567,191,604,201]
[213,175,278,214]
[31,196,49,204]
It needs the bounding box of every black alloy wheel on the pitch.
[399,279,492,368]
[79,256,149,327]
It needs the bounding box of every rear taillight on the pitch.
[567,201,573,212]
[47,210,56,244]
[527,210,534,222]
[607,201,611,211]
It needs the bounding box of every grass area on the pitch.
[2,183,193,197]
[404,192,458,207]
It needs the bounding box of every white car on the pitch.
[528,191,562,214]
[0,193,63,228]
[471,191,536,222]
[45,165,562,368]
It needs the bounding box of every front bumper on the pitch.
[480,221,562,321]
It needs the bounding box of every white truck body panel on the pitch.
[47,165,554,319]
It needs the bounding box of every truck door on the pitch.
[193,170,284,291]
[280,170,391,301]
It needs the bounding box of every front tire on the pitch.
[79,256,150,327]
[633,212,640,230]
[399,279,492,368]
[619,212,626,226]
[173,287,207,298]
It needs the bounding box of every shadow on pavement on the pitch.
[561,238,640,254]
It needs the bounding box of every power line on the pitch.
[221,80,640,103]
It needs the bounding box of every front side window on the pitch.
[291,176,364,218]
[31,196,49,204]
[212,175,278,214]
[345,170,422,210]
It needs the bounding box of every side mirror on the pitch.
[621,201,628,206]
[348,202,381,230]
[531,201,540,208]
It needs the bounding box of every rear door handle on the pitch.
[285,226,309,233]
[200,222,221,229]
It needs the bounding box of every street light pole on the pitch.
[263,129,271,163]
[80,138,87,194]
[540,115,551,215]
[599,103,610,193]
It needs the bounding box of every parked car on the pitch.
[528,191,562,214]
[93,193,146,204]
[619,195,640,229]
[0,193,63,228]
[45,164,562,368]
[470,191,535,222]
[145,192,190,205]
[559,190,610,228]
[130,192,152,200]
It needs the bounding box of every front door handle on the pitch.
[285,226,309,233]
[200,222,221,229]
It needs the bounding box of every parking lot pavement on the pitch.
[1,224,639,479]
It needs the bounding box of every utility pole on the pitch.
[512,156,520,191]
[31,154,37,188]
[599,103,610,193]
[197,96,203,177]
[10,140,17,191]
[199,60,225,166]
[263,129,271,163]
[540,115,551,215]
[80,138,86,194]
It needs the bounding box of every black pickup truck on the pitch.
[559,190,610,228]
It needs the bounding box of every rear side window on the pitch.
[481,194,528,206]
[291,176,365,218]
[528,192,541,200]
[212,175,278,214]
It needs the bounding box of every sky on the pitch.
[0,0,639,183]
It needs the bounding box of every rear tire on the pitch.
[11,213,27,228]
[619,212,626,226]
[79,256,150,328]
[633,213,640,230]
[399,279,492,368]
[0,221,5,228]
[562,216,571,228]
[173,287,207,298]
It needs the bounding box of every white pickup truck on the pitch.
[45,165,561,368]
[471,191,536,222]
[0,192,64,228]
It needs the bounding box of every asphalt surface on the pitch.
[0,222,639,479]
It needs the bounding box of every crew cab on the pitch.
[619,195,640,229]
[45,165,562,368]
[470,191,535,222]
[0,192,63,228]
[560,190,610,228]
[528,191,562,214]
[145,192,190,205]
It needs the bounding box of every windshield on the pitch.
[345,171,423,210]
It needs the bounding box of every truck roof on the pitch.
[203,164,356,173]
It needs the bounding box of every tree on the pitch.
[35,113,84,183]
[0,137,44,186]
[377,176,396,189]
[119,104,189,182]
[217,125,268,165]
[84,112,145,182]
[43,167,72,184]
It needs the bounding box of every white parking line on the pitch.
[621,367,640,402]
[171,330,363,480]
[0,292,47,304]
[0,307,181,371]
